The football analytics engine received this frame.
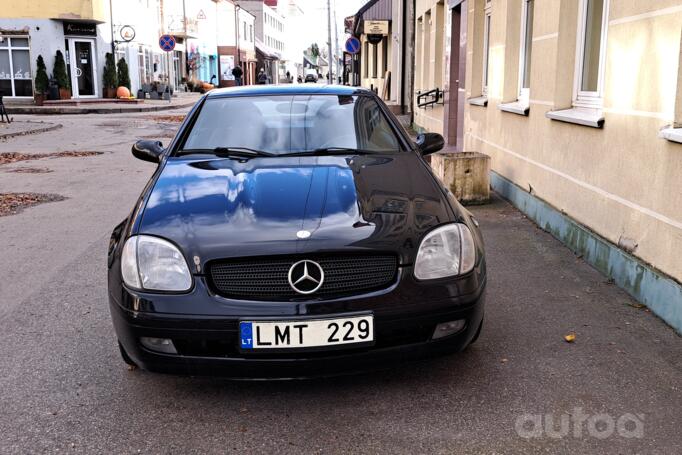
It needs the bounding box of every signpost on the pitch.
[159,35,176,103]
[345,36,361,55]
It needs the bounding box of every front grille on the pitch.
[207,254,398,300]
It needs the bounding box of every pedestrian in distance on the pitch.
[257,68,268,85]
[232,64,243,86]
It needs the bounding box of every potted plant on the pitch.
[53,50,71,99]
[116,58,130,98]
[102,53,118,99]
[34,55,49,106]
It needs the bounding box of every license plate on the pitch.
[239,315,374,350]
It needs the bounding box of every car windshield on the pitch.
[180,94,402,155]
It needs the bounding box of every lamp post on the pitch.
[327,0,332,84]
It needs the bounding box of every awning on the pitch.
[303,54,317,67]
[348,0,392,36]
[255,41,280,60]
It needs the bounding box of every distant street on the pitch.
[0,108,680,453]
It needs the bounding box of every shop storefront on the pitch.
[63,21,99,98]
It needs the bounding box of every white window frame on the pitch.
[482,2,492,96]
[518,0,533,104]
[573,0,609,109]
[0,36,33,98]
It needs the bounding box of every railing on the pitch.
[416,88,444,109]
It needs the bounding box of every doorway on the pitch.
[67,39,98,98]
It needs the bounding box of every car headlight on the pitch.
[120,235,192,292]
[414,223,476,280]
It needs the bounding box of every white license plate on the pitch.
[239,315,374,350]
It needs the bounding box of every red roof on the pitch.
[264,0,278,7]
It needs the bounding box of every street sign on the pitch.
[119,25,135,42]
[159,34,176,52]
[345,36,361,54]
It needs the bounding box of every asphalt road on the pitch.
[0,106,680,454]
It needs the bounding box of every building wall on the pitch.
[360,32,392,98]
[463,0,682,283]
[1,0,107,22]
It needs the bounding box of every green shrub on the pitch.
[53,50,70,89]
[102,53,118,89]
[117,57,131,90]
[35,55,49,94]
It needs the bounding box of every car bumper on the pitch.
[109,284,485,379]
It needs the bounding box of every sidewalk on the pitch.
[3,92,202,115]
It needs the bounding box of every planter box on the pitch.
[431,152,491,205]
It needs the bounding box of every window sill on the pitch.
[498,100,529,116]
[545,107,604,128]
[468,96,488,107]
[659,126,682,144]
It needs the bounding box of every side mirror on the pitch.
[415,132,445,156]
[132,140,164,163]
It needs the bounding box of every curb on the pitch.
[0,122,63,140]
[5,101,196,116]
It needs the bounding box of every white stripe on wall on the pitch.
[603,107,673,121]
[532,32,559,42]
[467,133,682,231]
[609,5,682,26]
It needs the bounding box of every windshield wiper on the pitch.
[281,147,396,157]
[177,147,277,159]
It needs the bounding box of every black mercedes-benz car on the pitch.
[108,85,486,378]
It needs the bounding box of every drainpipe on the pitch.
[109,0,115,56]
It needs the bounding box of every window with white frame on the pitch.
[0,36,32,97]
[574,0,609,108]
[482,2,492,96]
[518,0,534,104]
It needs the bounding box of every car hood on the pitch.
[138,153,454,267]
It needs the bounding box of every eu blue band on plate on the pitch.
[240,322,254,349]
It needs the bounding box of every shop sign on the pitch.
[63,21,97,37]
[365,20,388,35]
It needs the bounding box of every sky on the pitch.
[294,0,369,56]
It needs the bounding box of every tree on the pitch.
[102,53,118,89]
[309,43,320,58]
[53,50,70,89]
[117,57,131,90]
[34,55,49,94]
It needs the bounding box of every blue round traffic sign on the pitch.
[159,34,176,52]
[345,36,361,54]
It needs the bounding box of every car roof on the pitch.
[206,84,373,98]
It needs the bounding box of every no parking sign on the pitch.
[345,36,361,54]
[159,34,176,52]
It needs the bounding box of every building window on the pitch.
[250,25,254,42]
[575,0,609,108]
[372,42,378,78]
[519,0,534,103]
[482,2,492,96]
[0,36,32,97]
[363,41,369,78]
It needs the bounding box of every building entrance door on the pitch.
[68,39,97,97]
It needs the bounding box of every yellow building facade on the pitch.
[1,0,107,22]
[413,0,682,331]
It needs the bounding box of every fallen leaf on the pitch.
[564,332,576,343]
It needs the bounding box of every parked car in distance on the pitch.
[108,84,486,379]
[305,73,318,83]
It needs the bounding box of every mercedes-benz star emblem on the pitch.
[288,260,324,294]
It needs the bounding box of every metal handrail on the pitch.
[416,88,444,109]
